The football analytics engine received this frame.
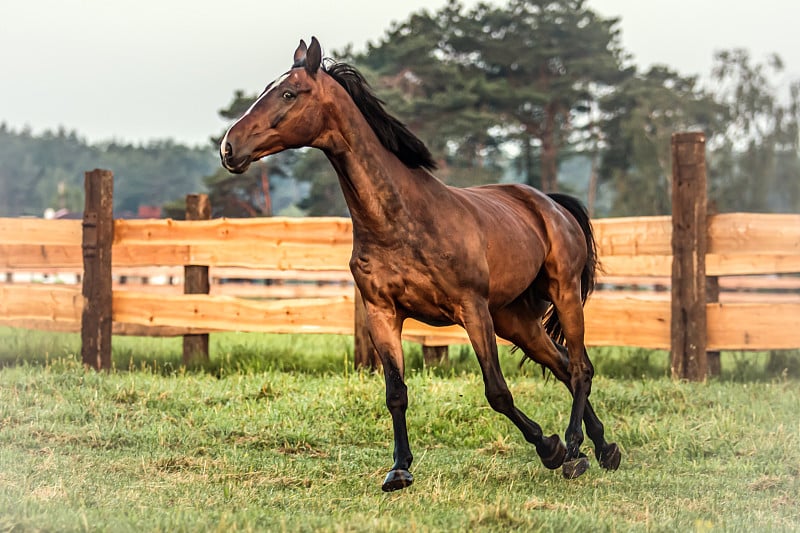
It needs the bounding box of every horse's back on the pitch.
[450,182,576,248]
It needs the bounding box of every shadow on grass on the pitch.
[0,327,797,382]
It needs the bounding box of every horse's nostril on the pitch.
[224,142,233,159]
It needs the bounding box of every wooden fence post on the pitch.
[422,345,448,367]
[183,194,210,367]
[670,132,708,381]
[706,276,721,376]
[353,286,380,370]
[81,169,114,370]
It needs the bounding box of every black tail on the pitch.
[542,193,599,346]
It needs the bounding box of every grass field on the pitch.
[1,328,799,532]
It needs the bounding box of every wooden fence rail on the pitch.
[5,213,797,275]
[2,212,798,358]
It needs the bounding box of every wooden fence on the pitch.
[1,133,799,378]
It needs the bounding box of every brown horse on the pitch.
[221,37,620,492]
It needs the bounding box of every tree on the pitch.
[352,0,629,193]
[0,125,214,217]
[98,140,213,216]
[448,0,627,191]
[709,49,800,213]
[294,149,349,216]
[599,66,725,215]
[353,3,506,187]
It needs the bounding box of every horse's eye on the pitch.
[282,91,296,100]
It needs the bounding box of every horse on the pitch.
[220,37,620,492]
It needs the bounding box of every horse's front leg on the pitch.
[365,304,413,492]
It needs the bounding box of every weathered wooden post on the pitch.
[422,345,448,367]
[183,194,210,366]
[81,169,114,370]
[353,286,380,370]
[706,276,721,376]
[670,132,708,381]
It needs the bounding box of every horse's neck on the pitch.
[323,113,418,238]
[326,151,407,235]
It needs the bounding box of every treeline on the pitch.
[0,125,216,217]
[3,0,799,219]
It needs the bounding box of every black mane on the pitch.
[323,61,437,171]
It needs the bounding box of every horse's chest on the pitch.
[351,247,460,322]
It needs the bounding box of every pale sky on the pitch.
[1,0,798,147]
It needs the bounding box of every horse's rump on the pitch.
[542,193,599,345]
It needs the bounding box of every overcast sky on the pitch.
[1,0,798,147]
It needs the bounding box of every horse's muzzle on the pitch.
[221,142,233,162]
[220,143,251,174]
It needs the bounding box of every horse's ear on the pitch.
[305,36,322,76]
[293,39,307,68]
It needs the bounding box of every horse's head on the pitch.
[220,37,326,174]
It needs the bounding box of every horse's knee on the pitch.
[382,363,408,411]
[485,387,514,414]
[385,382,408,411]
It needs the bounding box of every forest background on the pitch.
[2,0,798,220]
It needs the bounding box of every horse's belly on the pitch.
[397,291,457,327]
[406,314,455,328]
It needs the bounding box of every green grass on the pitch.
[1,328,799,531]
[2,327,797,381]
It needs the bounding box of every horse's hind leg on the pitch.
[550,342,621,471]
[460,298,566,470]
[493,300,621,476]
[542,278,596,476]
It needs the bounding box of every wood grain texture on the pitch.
[670,132,707,380]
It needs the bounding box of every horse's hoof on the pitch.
[539,434,567,470]
[598,442,621,471]
[562,455,590,479]
[381,469,413,492]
